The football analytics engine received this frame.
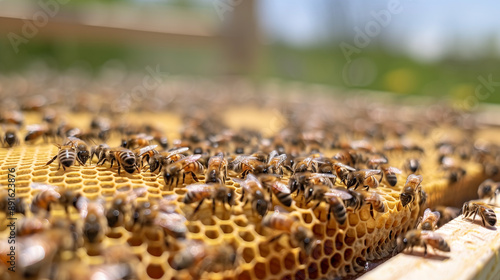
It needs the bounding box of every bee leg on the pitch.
[45,155,58,166]
[423,243,428,256]
[312,201,321,210]
[117,164,121,175]
[268,233,285,244]
[241,189,245,202]
[370,205,375,219]
[193,198,205,215]
[191,172,199,182]
[212,198,216,214]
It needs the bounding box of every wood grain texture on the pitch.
[360,197,500,280]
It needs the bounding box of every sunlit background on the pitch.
[1,0,500,106]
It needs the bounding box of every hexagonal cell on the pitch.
[253,262,267,280]
[238,270,252,280]
[146,264,164,279]
[269,257,281,275]
[205,229,219,240]
[330,253,342,268]
[294,269,306,280]
[324,239,334,256]
[344,248,354,262]
[320,257,330,274]
[312,224,325,239]
[302,212,313,224]
[307,263,319,279]
[242,247,256,264]
[147,245,164,257]
[356,223,367,238]
[284,252,296,270]
[220,224,233,234]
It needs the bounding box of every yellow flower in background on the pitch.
[384,68,417,94]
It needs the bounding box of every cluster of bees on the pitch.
[1,73,500,279]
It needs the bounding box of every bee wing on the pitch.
[325,189,352,200]
[406,174,424,185]
[132,187,148,198]
[364,169,382,178]
[30,183,57,191]
[273,205,290,214]
[369,157,388,165]
[386,167,402,174]
[268,150,279,164]
[155,212,187,228]
[166,147,189,157]
[311,173,337,179]
[178,154,202,165]
[273,181,291,194]
[334,163,356,171]
[76,196,89,218]
[137,145,158,156]
[231,155,258,165]
[420,230,445,241]
[185,183,212,192]
[25,124,45,132]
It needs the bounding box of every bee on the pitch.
[1,110,24,126]
[477,179,499,202]
[462,201,497,227]
[262,208,317,255]
[304,185,351,224]
[333,163,356,186]
[292,155,321,173]
[64,136,90,166]
[345,169,381,190]
[418,208,441,231]
[361,190,387,218]
[405,158,421,173]
[259,174,292,207]
[154,211,188,240]
[183,183,235,214]
[0,190,26,215]
[2,128,19,147]
[46,144,77,171]
[148,147,188,173]
[234,173,269,217]
[91,143,110,164]
[435,206,460,227]
[106,188,146,228]
[171,241,237,274]
[267,150,287,174]
[333,150,359,167]
[379,165,402,187]
[366,154,388,169]
[397,229,450,256]
[400,174,423,207]
[230,155,267,177]
[440,156,466,183]
[163,154,205,188]
[132,144,158,168]
[78,198,107,243]
[205,152,228,184]
[25,124,55,143]
[89,116,111,141]
[289,172,312,196]
[307,172,337,189]
[30,184,81,214]
[123,133,153,149]
[16,217,50,236]
[110,147,140,175]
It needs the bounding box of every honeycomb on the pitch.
[1,74,499,280]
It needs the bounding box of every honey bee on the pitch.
[154,211,188,240]
[462,201,497,227]
[345,169,381,190]
[0,110,24,126]
[46,144,77,171]
[379,165,402,187]
[308,172,337,189]
[77,198,107,243]
[361,190,387,218]
[292,155,322,173]
[2,128,19,147]
[267,150,287,174]
[89,116,111,141]
[148,147,188,173]
[206,152,228,184]
[303,185,351,224]
[333,163,356,186]
[106,188,145,228]
[440,156,466,183]
[366,154,388,169]
[334,150,359,167]
[0,190,26,215]
[110,147,140,175]
[397,229,450,256]
[132,144,158,168]
[163,154,205,188]
[123,133,153,149]
[25,124,55,143]
[171,241,237,274]
[435,206,460,227]
[262,208,317,255]
[183,183,235,214]
[64,136,90,166]
[418,208,441,230]
[477,179,499,202]
[259,174,292,207]
[91,143,110,164]
[230,155,267,177]
[30,184,82,215]
[234,173,269,217]
[400,174,423,207]
[405,158,421,173]
[16,217,50,236]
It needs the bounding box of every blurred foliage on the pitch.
[1,37,499,106]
